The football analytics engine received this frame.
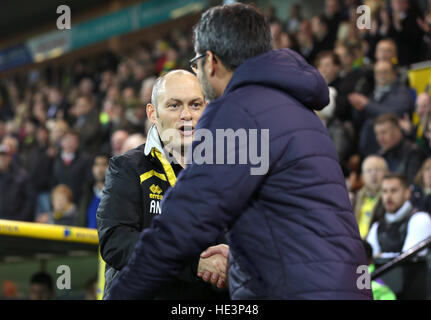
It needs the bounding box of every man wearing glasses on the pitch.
[107,3,372,300]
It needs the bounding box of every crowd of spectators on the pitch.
[266,0,431,299]
[267,0,431,220]
[0,0,431,259]
[0,28,194,228]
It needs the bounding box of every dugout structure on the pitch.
[0,219,104,299]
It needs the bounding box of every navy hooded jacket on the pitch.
[106,48,373,300]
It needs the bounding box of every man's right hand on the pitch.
[197,244,229,288]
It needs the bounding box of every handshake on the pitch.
[197,244,229,289]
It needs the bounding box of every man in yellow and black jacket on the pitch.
[96,70,229,299]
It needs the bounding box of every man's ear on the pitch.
[146,103,157,124]
[205,50,217,77]
[405,187,412,202]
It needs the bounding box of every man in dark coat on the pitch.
[51,130,92,202]
[349,60,415,157]
[0,144,35,221]
[374,113,426,184]
[107,3,372,300]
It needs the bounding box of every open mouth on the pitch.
[178,125,194,137]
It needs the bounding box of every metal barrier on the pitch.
[371,236,431,280]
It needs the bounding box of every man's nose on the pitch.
[180,107,193,120]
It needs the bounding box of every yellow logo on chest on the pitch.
[149,184,163,200]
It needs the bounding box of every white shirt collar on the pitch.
[144,125,166,157]
[93,184,104,198]
[385,200,412,224]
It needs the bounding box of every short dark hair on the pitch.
[314,50,341,68]
[374,59,396,73]
[30,271,53,291]
[64,129,80,140]
[93,153,110,163]
[373,113,400,129]
[193,3,272,71]
[382,173,409,189]
[315,14,329,28]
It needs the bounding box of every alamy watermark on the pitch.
[356,5,371,30]
[161,128,270,176]
[56,265,71,290]
[56,5,71,30]
[356,265,371,290]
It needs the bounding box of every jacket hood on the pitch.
[224,48,329,110]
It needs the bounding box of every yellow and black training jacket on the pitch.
[96,126,228,299]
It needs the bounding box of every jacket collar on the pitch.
[381,138,405,157]
[144,125,167,158]
[384,200,412,224]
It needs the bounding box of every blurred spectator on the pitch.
[333,43,373,124]
[296,20,317,64]
[28,125,55,218]
[106,84,121,103]
[153,40,170,74]
[72,96,103,155]
[51,130,92,202]
[132,63,148,91]
[121,86,137,105]
[110,129,129,156]
[76,154,109,228]
[47,86,68,120]
[0,84,13,121]
[99,99,127,153]
[120,133,146,154]
[400,92,431,152]
[124,100,148,134]
[32,99,48,126]
[2,280,18,300]
[264,5,276,22]
[311,15,335,53]
[2,134,20,163]
[139,77,157,104]
[36,184,77,226]
[351,60,414,156]
[286,3,303,34]
[411,157,431,213]
[367,173,431,299]
[0,120,5,140]
[353,155,388,239]
[374,113,426,183]
[72,59,91,85]
[28,271,54,300]
[362,240,397,300]
[270,20,285,49]
[374,38,409,85]
[379,0,425,66]
[315,51,354,168]
[48,119,69,150]
[0,144,35,221]
[85,277,98,300]
[270,20,298,51]
[19,118,39,170]
[78,78,95,99]
[98,70,117,102]
[375,38,398,64]
[324,0,345,37]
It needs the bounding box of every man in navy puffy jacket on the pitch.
[107,3,373,300]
